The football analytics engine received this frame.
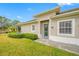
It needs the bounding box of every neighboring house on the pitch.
[18,6,79,46]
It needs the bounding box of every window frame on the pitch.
[57,18,75,36]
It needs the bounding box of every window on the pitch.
[32,25,35,31]
[59,21,72,34]
[57,19,75,36]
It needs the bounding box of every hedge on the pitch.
[23,33,38,40]
[8,33,38,40]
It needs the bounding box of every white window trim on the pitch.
[31,24,36,32]
[57,18,75,37]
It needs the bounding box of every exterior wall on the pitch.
[21,24,31,33]
[49,35,79,46]
[36,12,56,21]
[50,15,79,38]
[49,15,79,45]
[75,16,79,38]
[20,22,40,36]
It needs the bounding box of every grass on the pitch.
[0,34,78,56]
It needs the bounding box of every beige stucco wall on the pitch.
[21,24,31,33]
[35,12,56,21]
[50,15,79,38]
[75,15,79,38]
[20,22,40,35]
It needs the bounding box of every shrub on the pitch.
[8,33,38,40]
[8,33,24,38]
[23,33,38,40]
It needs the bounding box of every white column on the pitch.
[38,21,41,38]
[48,18,52,39]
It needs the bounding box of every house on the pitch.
[18,6,79,47]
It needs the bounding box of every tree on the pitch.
[0,16,11,30]
[0,16,20,33]
[11,20,20,32]
[8,19,20,32]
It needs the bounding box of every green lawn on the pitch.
[0,34,78,56]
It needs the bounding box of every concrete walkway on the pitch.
[35,39,79,55]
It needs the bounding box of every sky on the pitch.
[0,3,79,22]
